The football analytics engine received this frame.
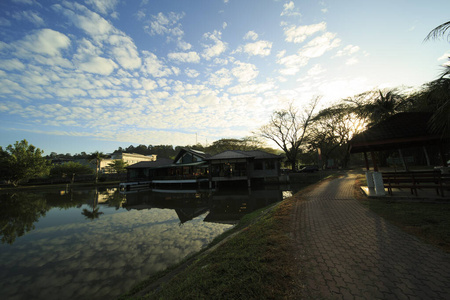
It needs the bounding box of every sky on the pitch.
[0,0,449,155]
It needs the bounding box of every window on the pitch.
[264,160,275,170]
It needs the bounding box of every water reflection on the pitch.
[0,185,290,300]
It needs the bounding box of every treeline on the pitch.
[47,137,280,161]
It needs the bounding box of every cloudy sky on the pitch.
[0,0,449,155]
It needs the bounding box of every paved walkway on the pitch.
[292,172,450,299]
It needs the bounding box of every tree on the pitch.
[50,161,94,183]
[0,140,50,186]
[424,20,450,42]
[89,151,107,184]
[258,97,319,170]
[309,103,367,168]
[107,159,128,174]
[424,21,450,138]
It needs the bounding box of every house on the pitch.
[206,150,283,187]
[100,152,157,173]
[122,148,284,190]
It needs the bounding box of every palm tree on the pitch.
[424,21,450,138]
[424,21,450,42]
[89,151,107,184]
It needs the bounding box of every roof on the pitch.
[206,150,282,161]
[173,147,211,162]
[349,112,443,153]
[126,158,173,169]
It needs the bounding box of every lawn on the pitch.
[355,174,450,253]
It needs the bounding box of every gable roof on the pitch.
[126,158,173,169]
[349,112,443,153]
[206,150,282,160]
[173,147,211,163]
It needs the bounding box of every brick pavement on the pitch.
[292,172,450,299]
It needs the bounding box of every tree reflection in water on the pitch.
[0,192,48,244]
[81,188,104,220]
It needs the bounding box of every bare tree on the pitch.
[258,97,320,170]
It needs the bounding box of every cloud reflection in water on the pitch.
[0,208,233,300]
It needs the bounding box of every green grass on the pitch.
[355,174,450,253]
[362,200,450,252]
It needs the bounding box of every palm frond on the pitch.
[424,21,450,42]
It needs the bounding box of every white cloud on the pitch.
[299,32,341,58]
[79,56,117,75]
[280,1,301,17]
[55,2,114,38]
[243,40,272,57]
[18,29,71,56]
[202,30,227,60]
[0,58,26,71]
[185,68,199,78]
[168,51,201,63]
[244,31,258,41]
[277,54,308,75]
[141,51,176,78]
[208,68,233,87]
[284,22,326,43]
[108,35,142,69]
[85,0,119,15]
[231,61,258,83]
[307,64,325,76]
[438,52,450,61]
[335,45,360,57]
[346,58,358,65]
[12,10,45,26]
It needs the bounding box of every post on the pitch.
[372,172,386,196]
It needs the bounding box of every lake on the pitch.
[0,184,296,299]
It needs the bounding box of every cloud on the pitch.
[243,40,272,57]
[18,29,71,56]
[244,31,258,41]
[108,35,142,69]
[208,68,233,87]
[335,45,360,57]
[231,61,258,83]
[299,32,341,58]
[85,0,119,15]
[284,22,326,43]
[277,53,309,75]
[307,64,325,76]
[346,58,358,65]
[280,1,301,17]
[168,51,201,63]
[142,11,190,50]
[78,56,117,75]
[185,68,199,78]
[202,30,227,60]
[54,2,114,38]
[141,51,178,77]
[12,10,45,26]
[0,17,11,26]
[0,58,26,71]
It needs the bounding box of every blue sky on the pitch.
[0,0,449,155]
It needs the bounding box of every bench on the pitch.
[382,171,450,197]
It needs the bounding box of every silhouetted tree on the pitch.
[258,97,319,170]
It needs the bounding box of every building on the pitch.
[122,148,283,190]
[100,153,157,173]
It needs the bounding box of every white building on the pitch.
[100,153,157,173]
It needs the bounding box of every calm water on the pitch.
[0,184,293,299]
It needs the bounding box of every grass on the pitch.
[354,174,450,253]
